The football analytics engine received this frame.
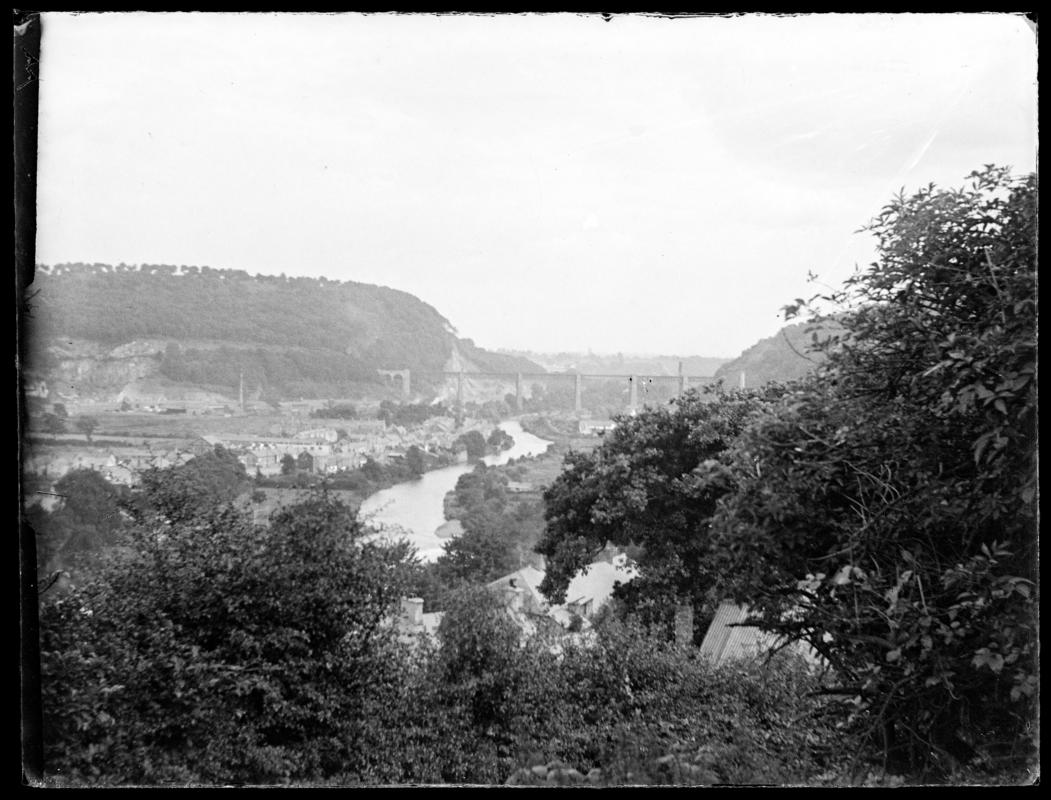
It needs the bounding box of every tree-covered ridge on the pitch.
[713,320,845,387]
[27,263,542,378]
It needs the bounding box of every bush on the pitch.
[39,491,415,785]
[711,167,1038,778]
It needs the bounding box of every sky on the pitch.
[34,12,1037,358]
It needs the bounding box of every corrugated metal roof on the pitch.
[698,601,783,663]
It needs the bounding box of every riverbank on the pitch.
[358,420,552,562]
[517,414,606,451]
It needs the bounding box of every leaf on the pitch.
[832,565,853,586]
[971,648,1005,674]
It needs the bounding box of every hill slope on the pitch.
[714,321,844,388]
[23,263,541,401]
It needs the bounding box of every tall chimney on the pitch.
[401,597,424,626]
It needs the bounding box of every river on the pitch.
[358,419,552,562]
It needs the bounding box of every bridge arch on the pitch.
[377,369,411,399]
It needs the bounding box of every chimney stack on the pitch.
[401,597,424,626]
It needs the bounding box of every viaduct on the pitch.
[377,368,744,414]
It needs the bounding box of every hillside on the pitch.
[713,321,844,388]
[23,263,542,402]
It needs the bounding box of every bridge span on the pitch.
[377,368,727,414]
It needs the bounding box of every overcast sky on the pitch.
[35,12,1037,358]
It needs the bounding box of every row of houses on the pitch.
[24,445,199,487]
[206,416,493,476]
[396,545,639,648]
[396,544,816,666]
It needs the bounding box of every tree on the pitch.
[41,412,66,438]
[710,167,1037,776]
[536,388,774,637]
[133,445,251,524]
[280,453,297,475]
[39,491,416,784]
[454,430,487,461]
[311,403,357,420]
[74,415,99,442]
[487,427,514,451]
[360,457,384,483]
[435,523,519,589]
[31,468,127,576]
[405,445,425,478]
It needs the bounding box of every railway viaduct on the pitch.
[378,368,740,414]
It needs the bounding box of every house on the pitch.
[235,450,259,471]
[103,464,137,486]
[295,427,339,443]
[185,436,215,456]
[578,419,616,436]
[486,566,549,616]
[556,554,637,627]
[487,553,638,634]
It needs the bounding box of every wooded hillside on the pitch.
[24,264,541,397]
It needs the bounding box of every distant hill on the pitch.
[500,350,731,377]
[23,263,542,402]
[714,321,844,388]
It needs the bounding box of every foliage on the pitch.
[27,263,543,397]
[540,617,842,786]
[74,415,100,441]
[475,399,513,423]
[30,468,127,577]
[39,491,415,785]
[487,427,514,451]
[280,454,296,476]
[132,445,252,524]
[310,403,357,420]
[354,597,843,786]
[536,388,777,638]
[417,464,546,604]
[709,167,1038,776]
[454,430,487,460]
[377,400,451,428]
[41,412,66,437]
[405,445,425,478]
[712,320,844,388]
